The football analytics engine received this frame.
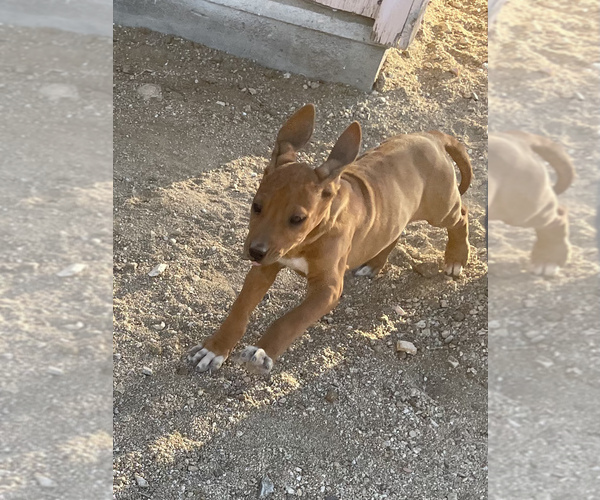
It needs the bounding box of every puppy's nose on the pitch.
[249,243,268,262]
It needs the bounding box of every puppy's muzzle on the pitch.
[248,242,268,263]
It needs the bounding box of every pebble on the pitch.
[260,475,274,497]
[148,263,167,276]
[39,83,79,101]
[283,73,291,79]
[396,341,417,355]
[142,366,153,376]
[393,305,407,316]
[452,311,466,322]
[413,261,439,277]
[447,493,458,500]
[56,263,86,277]
[574,91,585,101]
[34,473,56,488]
[135,474,149,487]
[47,366,64,376]
[137,83,162,100]
[439,299,449,308]
[152,321,166,330]
[415,320,427,329]
[325,389,338,403]
[448,356,459,368]
[248,88,257,95]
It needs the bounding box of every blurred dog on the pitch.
[488,131,574,276]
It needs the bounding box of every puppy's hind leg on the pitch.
[442,205,470,277]
[354,237,399,278]
[531,205,570,277]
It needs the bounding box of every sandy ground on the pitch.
[488,0,600,498]
[113,0,488,498]
[0,26,113,500]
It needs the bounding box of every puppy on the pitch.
[189,104,472,374]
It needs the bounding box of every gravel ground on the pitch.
[113,0,488,498]
[488,0,600,498]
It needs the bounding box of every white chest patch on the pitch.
[278,257,309,275]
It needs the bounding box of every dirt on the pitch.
[112,0,488,498]
[0,26,113,500]
[488,0,600,498]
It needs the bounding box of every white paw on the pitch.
[237,346,273,374]
[187,345,225,372]
[354,265,375,278]
[444,263,463,277]
[532,263,559,277]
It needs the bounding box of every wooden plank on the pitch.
[372,0,412,45]
[309,0,381,19]
[396,0,430,49]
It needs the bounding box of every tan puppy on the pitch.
[189,104,472,374]
[488,131,575,276]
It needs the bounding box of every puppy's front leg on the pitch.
[240,273,344,374]
[189,263,281,372]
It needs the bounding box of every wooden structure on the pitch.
[311,0,430,48]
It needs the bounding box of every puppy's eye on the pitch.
[289,215,306,225]
[252,202,262,214]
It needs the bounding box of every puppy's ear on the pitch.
[316,121,361,181]
[266,104,315,173]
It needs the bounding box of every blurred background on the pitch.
[0,1,112,499]
[488,0,599,498]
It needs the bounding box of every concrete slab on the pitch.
[114,0,388,91]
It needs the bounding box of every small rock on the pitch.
[142,366,153,376]
[574,91,585,101]
[448,356,459,368]
[413,262,439,278]
[124,262,138,272]
[216,101,226,106]
[34,473,56,488]
[135,474,149,487]
[452,311,466,322]
[283,73,291,79]
[248,88,257,95]
[56,263,86,277]
[449,67,460,77]
[325,389,338,403]
[447,493,458,500]
[472,91,479,101]
[439,299,449,308]
[152,321,166,331]
[308,81,320,89]
[137,83,162,100]
[393,305,407,316]
[148,263,167,276]
[415,320,427,329]
[260,475,274,497]
[47,366,64,376]
[39,83,79,100]
[396,341,417,355]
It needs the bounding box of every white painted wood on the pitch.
[312,0,430,48]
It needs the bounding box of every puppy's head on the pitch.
[244,104,361,266]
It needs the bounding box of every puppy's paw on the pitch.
[187,345,226,373]
[444,262,463,277]
[354,265,376,278]
[237,346,273,375]
[532,263,559,277]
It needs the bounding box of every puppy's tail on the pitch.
[505,131,575,195]
[427,130,473,195]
